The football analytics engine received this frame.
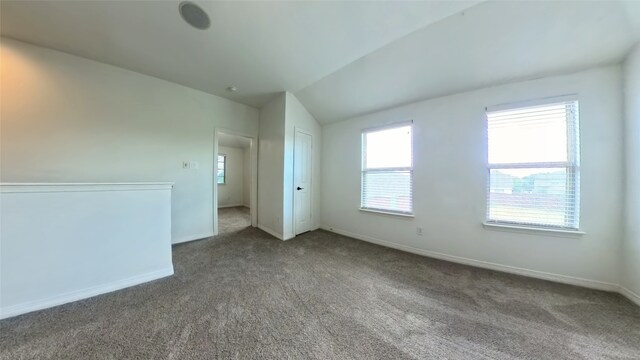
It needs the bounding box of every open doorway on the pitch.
[215,130,257,235]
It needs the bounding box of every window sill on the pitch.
[359,208,414,218]
[482,222,585,237]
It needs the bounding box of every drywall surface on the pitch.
[321,66,624,288]
[257,92,322,240]
[623,44,640,299]
[0,38,259,244]
[243,147,251,207]
[217,146,245,207]
[297,1,637,124]
[258,93,286,238]
[283,92,322,238]
[0,183,173,319]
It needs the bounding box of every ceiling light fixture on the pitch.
[179,2,210,30]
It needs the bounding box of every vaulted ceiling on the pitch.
[2,1,639,124]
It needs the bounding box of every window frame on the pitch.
[360,121,414,216]
[217,154,226,185]
[485,95,580,231]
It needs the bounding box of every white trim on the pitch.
[0,267,174,320]
[619,286,640,306]
[361,119,413,134]
[257,224,285,241]
[321,225,619,292]
[482,222,585,237]
[0,182,173,193]
[359,208,415,218]
[172,232,214,245]
[486,94,578,113]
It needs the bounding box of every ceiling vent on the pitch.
[179,2,210,30]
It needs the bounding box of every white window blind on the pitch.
[486,96,580,229]
[217,154,226,184]
[361,123,413,215]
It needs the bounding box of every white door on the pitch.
[294,130,312,235]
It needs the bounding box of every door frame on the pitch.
[213,128,258,236]
[293,127,313,236]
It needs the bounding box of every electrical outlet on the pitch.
[416,227,423,236]
[182,161,190,169]
[189,161,199,169]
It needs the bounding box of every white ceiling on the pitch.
[296,1,640,123]
[1,1,638,124]
[219,132,251,149]
[623,0,640,36]
[0,0,479,108]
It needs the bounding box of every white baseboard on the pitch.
[0,267,174,320]
[321,225,620,292]
[258,224,284,240]
[619,286,640,306]
[172,232,214,245]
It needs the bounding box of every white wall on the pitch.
[243,147,251,207]
[217,146,246,208]
[321,66,624,289]
[623,44,640,301]
[0,38,259,244]
[0,183,173,319]
[257,92,322,239]
[283,92,322,238]
[258,93,286,237]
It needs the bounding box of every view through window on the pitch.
[361,123,413,215]
[217,154,226,184]
[486,97,580,229]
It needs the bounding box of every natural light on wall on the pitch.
[361,123,413,215]
[486,96,580,229]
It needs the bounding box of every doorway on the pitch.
[215,130,257,235]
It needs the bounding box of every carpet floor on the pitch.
[218,206,251,235]
[1,228,639,359]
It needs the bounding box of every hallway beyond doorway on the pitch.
[218,206,250,235]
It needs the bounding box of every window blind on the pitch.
[361,123,413,215]
[217,154,226,184]
[486,97,580,229]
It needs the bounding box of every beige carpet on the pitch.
[1,227,638,359]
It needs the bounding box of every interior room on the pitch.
[1,1,639,359]
[217,132,253,234]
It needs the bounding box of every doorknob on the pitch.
[297,187,304,190]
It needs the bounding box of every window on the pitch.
[361,123,413,215]
[217,154,226,184]
[486,96,580,229]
